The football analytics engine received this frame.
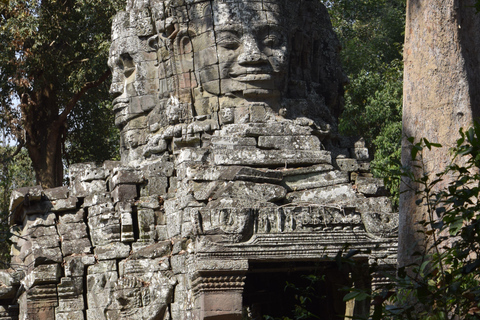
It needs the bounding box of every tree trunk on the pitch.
[16,66,111,189]
[21,88,65,189]
[400,0,480,267]
[26,125,64,189]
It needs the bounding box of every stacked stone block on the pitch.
[0,121,397,320]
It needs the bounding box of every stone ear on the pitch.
[148,35,159,51]
[175,29,195,55]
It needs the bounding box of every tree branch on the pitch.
[64,58,89,67]
[1,99,24,142]
[0,139,24,164]
[19,92,35,143]
[57,69,112,125]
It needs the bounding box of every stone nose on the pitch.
[108,57,124,99]
[237,36,268,65]
[109,79,124,101]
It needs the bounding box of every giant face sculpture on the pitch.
[194,1,287,110]
[109,0,346,164]
[108,8,160,159]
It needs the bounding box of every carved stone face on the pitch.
[109,0,346,163]
[108,9,159,127]
[172,0,288,118]
[207,1,287,106]
[108,13,136,128]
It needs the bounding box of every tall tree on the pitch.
[400,0,480,267]
[0,0,123,188]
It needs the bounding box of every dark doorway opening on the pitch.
[242,260,368,320]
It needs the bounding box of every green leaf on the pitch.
[343,291,359,301]
[343,290,369,302]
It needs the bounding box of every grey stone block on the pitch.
[50,197,78,212]
[58,209,86,224]
[57,222,88,240]
[84,193,112,208]
[71,180,107,198]
[43,186,69,200]
[112,184,138,203]
[356,176,388,196]
[282,170,349,191]
[9,185,43,212]
[55,311,85,320]
[217,122,314,137]
[336,158,360,172]
[258,135,321,150]
[356,197,393,214]
[94,242,131,261]
[111,168,144,190]
[69,163,106,181]
[213,149,331,166]
[63,255,95,277]
[87,260,117,275]
[23,264,61,288]
[286,184,358,205]
[61,238,92,256]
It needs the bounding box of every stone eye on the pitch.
[264,35,279,47]
[222,42,239,50]
[217,32,240,50]
[120,53,135,78]
[115,57,123,70]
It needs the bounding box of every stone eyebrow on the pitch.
[215,24,242,33]
[267,25,282,33]
[246,23,278,35]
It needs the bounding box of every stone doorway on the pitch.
[242,261,369,320]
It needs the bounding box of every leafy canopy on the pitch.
[0,0,123,186]
[326,0,405,206]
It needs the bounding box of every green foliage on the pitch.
[339,62,403,206]
[65,87,120,165]
[0,148,35,266]
[0,0,124,95]
[343,123,480,319]
[326,0,405,206]
[0,0,123,256]
[0,0,123,186]
[326,0,405,75]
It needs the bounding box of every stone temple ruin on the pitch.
[0,0,398,319]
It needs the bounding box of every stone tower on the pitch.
[0,1,397,319]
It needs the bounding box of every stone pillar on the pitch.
[401,0,480,266]
[193,272,246,320]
